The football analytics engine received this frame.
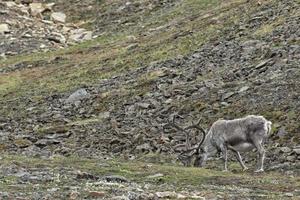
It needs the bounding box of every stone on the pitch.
[155,191,177,198]
[220,102,229,107]
[5,2,17,7]
[35,139,60,147]
[111,196,129,200]
[126,43,138,50]
[136,143,152,152]
[103,175,128,183]
[280,147,292,153]
[147,173,164,179]
[286,155,296,162]
[21,0,34,4]
[221,91,235,100]
[293,148,300,155]
[284,193,293,197]
[136,102,151,109]
[0,24,10,34]
[14,139,32,148]
[29,3,45,16]
[88,191,106,198]
[277,127,288,138]
[98,112,110,119]
[45,3,55,10]
[69,29,93,42]
[65,89,90,104]
[190,195,205,199]
[69,191,80,200]
[76,171,99,180]
[268,162,291,170]
[177,194,187,199]
[255,59,272,69]
[51,12,66,23]
[48,32,66,44]
[239,86,249,93]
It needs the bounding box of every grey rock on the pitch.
[220,102,230,107]
[280,147,292,153]
[51,12,66,23]
[5,2,17,7]
[221,91,236,101]
[47,32,66,44]
[111,196,129,200]
[286,155,296,162]
[238,86,249,93]
[284,193,293,197]
[155,191,177,198]
[0,24,9,34]
[268,162,291,170]
[98,112,110,119]
[136,103,151,109]
[35,139,60,147]
[136,143,152,152]
[69,29,93,42]
[103,175,128,183]
[76,171,99,180]
[277,127,288,138]
[65,89,90,104]
[29,3,45,16]
[293,148,300,155]
[147,173,164,179]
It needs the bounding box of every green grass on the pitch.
[0,154,298,199]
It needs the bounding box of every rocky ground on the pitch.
[0,1,94,59]
[0,0,299,199]
[0,154,299,199]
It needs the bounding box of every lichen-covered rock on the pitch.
[0,24,9,34]
[51,12,66,23]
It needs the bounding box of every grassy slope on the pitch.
[0,0,245,110]
[0,154,299,199]
[1,0,299,137]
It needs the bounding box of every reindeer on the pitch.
[169,115,272,172]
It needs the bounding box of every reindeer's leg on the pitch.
[235,151,248,171]
[253,139,265,173]
[229,147,248,171]
[220,145,228,172]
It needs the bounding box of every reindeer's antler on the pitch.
[168,114,192,150]
[184,118,207,152]
[168,114,207,152]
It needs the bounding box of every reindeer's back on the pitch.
[243,115,269,136]
[210,116,269,142]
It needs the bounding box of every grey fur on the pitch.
[195,115,272,172]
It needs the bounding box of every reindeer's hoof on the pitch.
[254,169,264,173]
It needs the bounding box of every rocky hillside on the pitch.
[0,0,299,199]
[0,1,93,58]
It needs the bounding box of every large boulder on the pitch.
[65,89,90,104]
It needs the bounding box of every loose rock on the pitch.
[51,12,66,23]
[0,24,9,34]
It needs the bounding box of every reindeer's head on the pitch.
[194,147,209,167]
[167,114,207,167]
